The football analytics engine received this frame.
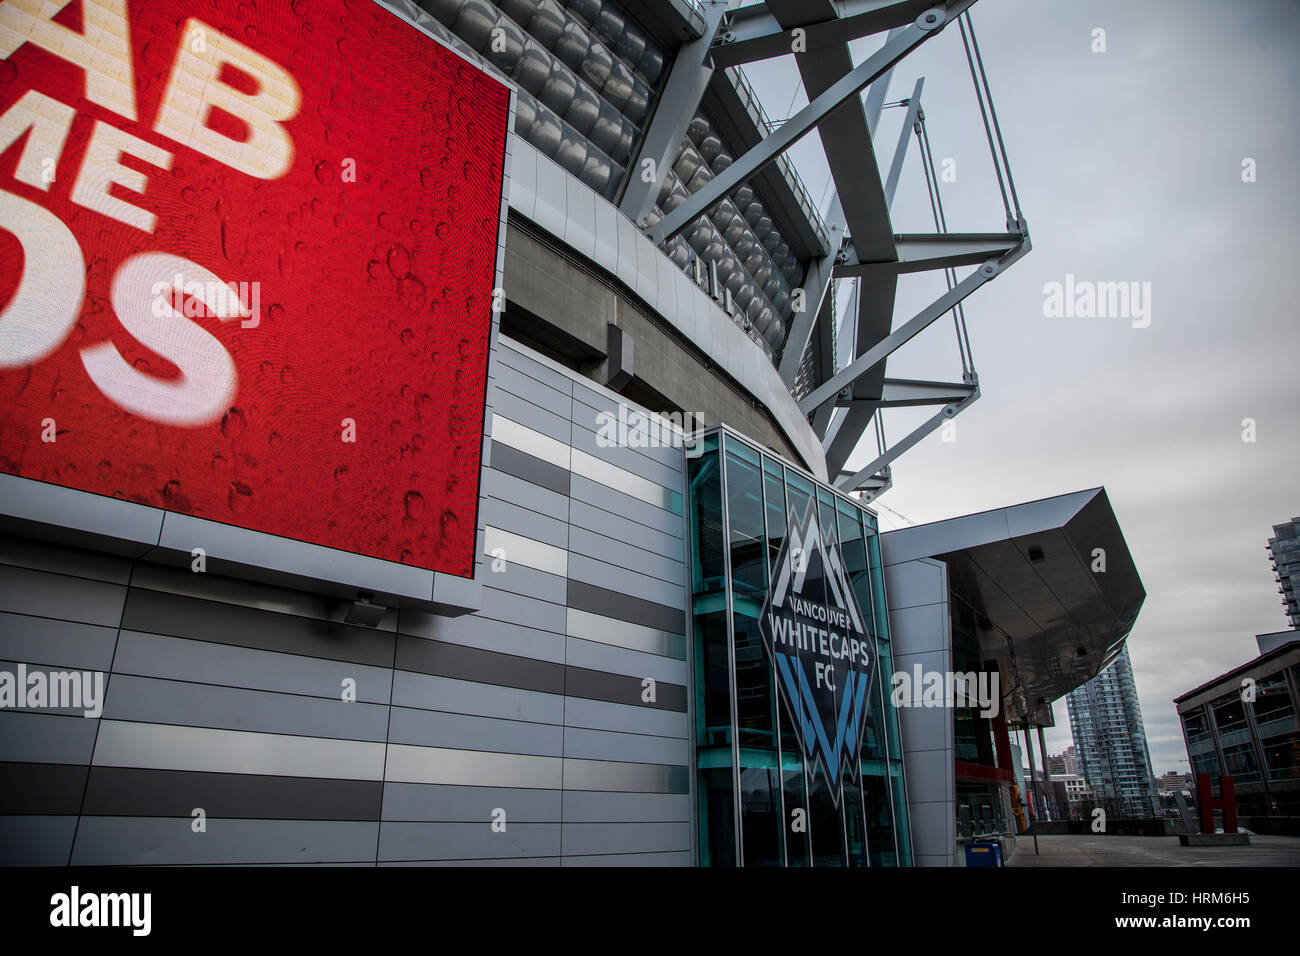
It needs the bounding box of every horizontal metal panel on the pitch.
[492,386,575,447]
[0,659,107,717]
[112,631,394,704]
[102,675,391,742]
[561,790,691,824]
[395,636,565,696]
[474,554,568,606]
[566,608,685,660]
[0,712,99,765]
[391,671,565,726]
[569,476,683,541]
[0,534,131,584]
[562,696,690,739]
[566,660,686,712]
[568,411,684,488]
[480,495,571,548]
[0,564,126,627]
[127,561,374,628]
[560,822,691,855]
[567,552,683,609]
[120,588,396,668]
[0,761,87,814]
[378,821,561,861]
[490,414,572,469]
[154,512,436,609]
[567,579,686,636]
[0,613,117,672]
[571,449,681,514]
[491,358,574,418]
[385,744,562,789]
[387,705,563,758]
[566,526,683,587]
[472,584,567,635]
[564,636,688,684]
[482,465,570,518]
[488,442,571,497]
[380,782,563,823]
[561,850,692,867]
[494,341,575,393]
[397,610,566,665]
[82,766,383,820]
[0,815,76,865]
[71,817,380,865]
[563,727,690,766]
[381,856,561,867]
[562,757,689,794]
[91,720,387,781]
[483,525,569,577]
[569,500,683,559]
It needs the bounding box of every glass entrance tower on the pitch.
[687,426,911,865]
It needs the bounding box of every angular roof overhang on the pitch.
[881,488,1146,726]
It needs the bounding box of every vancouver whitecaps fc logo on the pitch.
[759,502,874,803]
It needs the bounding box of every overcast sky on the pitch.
[744,0,1300,773]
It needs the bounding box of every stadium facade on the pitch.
[0,0,1144,866]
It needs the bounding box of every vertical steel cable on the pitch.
[917,113,973,376]
[964,12,1022,222]
[957,15,1012,225]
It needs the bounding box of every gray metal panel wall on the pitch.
[0,338,691,866]
[881,554,955,868]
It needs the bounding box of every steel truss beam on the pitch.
[872,377,977,407]
[835,232,1022,278]
[837,389,979,493]
[883,76,925,205]
[618,2,729,226]
[642,3,973,247]
[710,0,937,68]
[798,238,1027,417]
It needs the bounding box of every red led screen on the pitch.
[0,0,511,576]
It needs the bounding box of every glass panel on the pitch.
[739,755,783,867]
[808,772,847,866]
[698,766,736,867]
[763,458,787,576]
[780,738,811,866]
[786,470,813,524]
[862,772,898,865]
[841,772,869,866]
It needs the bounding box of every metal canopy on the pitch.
[881,488,1147,726]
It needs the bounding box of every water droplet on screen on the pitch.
[387,245,410,278]
[398,276,426,310]
[439,509,460,543]
[228,481,253,513]
[279,366,295,384]
[404,490,424,520]
[334,464,348,480]
[314,161,333,186]
[221,407,246,438]
[267,303,285,323]
[420,168,434,188]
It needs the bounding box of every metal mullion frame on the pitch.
[757,451,789,868]
[868,522,901,863]
[718,431,744,865]
[781,459,818,864]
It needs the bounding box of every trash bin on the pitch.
[964,840,1002,867]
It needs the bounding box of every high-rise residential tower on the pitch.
[1066,646,1159,819]
[1267,517,1300,629]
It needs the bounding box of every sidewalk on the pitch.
[1007,834,1300,866]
